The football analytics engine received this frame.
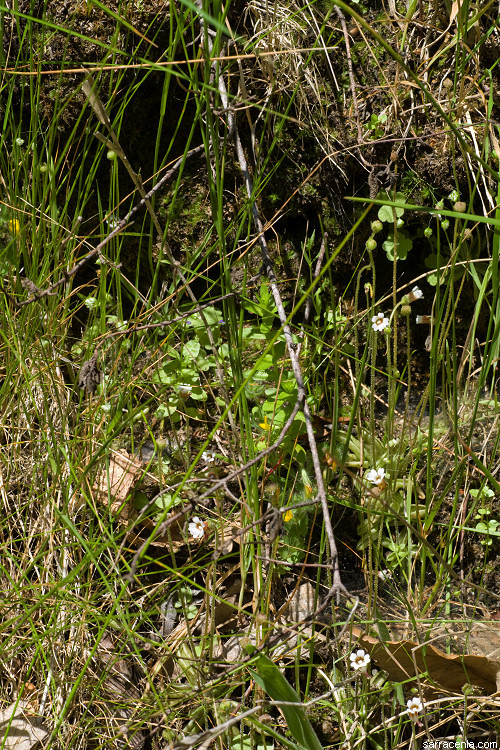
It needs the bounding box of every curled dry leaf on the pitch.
[351,625,500,694]
[20,277,42,295]
[78,353,102,394]
[284,582,316,623]
[94,450,143,520]
[465,619,500,663]
[212,525,242,559]
[0,701,49,750]
[128,510,188,551]
[93,452,188,550]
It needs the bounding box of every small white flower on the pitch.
[201,450,216,464]
[409,286,423,301]
[406,696,423,718]
[371,312,390,332]
[178,384,192,399]
[188,517,205,539]
[84,296,98,310]
[350,649,370,671]
[366,468,386,486]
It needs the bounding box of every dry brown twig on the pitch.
[125,401,303,582]
[9,143,205,308]
[83,78,242,442]
[197,2,348,600]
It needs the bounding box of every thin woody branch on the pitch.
[197,5,348,599]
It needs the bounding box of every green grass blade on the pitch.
[248,652,323,750]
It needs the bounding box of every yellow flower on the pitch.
[284,510,293,523]
[259,415,271,431]
[8,218,20,236]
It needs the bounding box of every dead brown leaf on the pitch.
[0,701,49,750]
[351,625,500,695]
[449,0,459,25]
[94,450,143,520]
[126,510,188,551]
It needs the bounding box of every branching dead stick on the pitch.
[91,292,238,341]
[14,224,123,306]
[125,402,302,582]
[111,143,205,229]
[83,78,235,434]
[234,143,350,591]
[171,705,263,750]
[334,6,363,146]
[240,165,349,596]
[205,29,347,598]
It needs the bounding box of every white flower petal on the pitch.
[188,517,205,539]
[371,312,390,332]
[350,649,370,670]
[366,468,386,486]
[406,697,423,716]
